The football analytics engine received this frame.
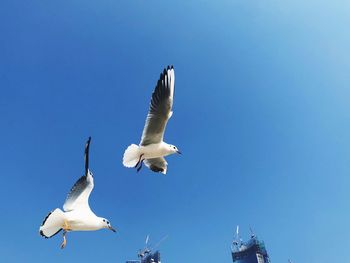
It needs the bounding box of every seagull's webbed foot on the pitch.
[61,230,67,249]
[134,154,144,169]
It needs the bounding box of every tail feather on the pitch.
[39,208,65,238]
[123,144,141,168]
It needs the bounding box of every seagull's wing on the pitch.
[140,66,175,146]
[63,137,94,212]
[63,173,94,212]
[144,157,168,174]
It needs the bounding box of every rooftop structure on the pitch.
[126,235,166,263]
[231,226,270,263]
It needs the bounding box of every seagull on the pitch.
[39,137,116,249]
[123,65,181,174]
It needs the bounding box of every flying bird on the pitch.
[123,65,181,174]
[39,137,116,249]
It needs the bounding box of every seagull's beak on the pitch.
[177,150,182,154]
[108,226,117,232]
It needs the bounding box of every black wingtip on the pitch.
[85,137,91,176]
[166,65,174,71]
[85,137,91,157]
[150,165,165,173]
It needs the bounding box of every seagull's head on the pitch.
[101,218,116,232]
[169,144,181,155]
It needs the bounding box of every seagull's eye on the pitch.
[173,146,175,149]
[103,219,106,222]
[107,221,110,224]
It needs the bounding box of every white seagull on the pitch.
[39,137,116,249]
[123,65,181,174]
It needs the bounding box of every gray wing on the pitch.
[63,137,94,212]
[144,157,168,174]
[140,66,175,146]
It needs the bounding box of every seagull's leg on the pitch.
[137,160,143,172]
[134,154,144,169]
[61,230,67,249]
[60,220,71,249]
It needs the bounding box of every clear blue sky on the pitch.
[1,0,349,262]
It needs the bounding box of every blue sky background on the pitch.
[1,0,349,262]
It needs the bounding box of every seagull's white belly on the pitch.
[140,143,169,159]
[68,220,101,231]
[65,210,102,231]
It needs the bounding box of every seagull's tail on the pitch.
[39,208,65,238]
[123,144,141,168]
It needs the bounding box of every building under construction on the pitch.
[126,235,164,263]
[231,227,271,263]
[126,228,272,263]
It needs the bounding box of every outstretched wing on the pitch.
[63,137,94,212]
[144,157,168,174]
[140,66,175,146]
